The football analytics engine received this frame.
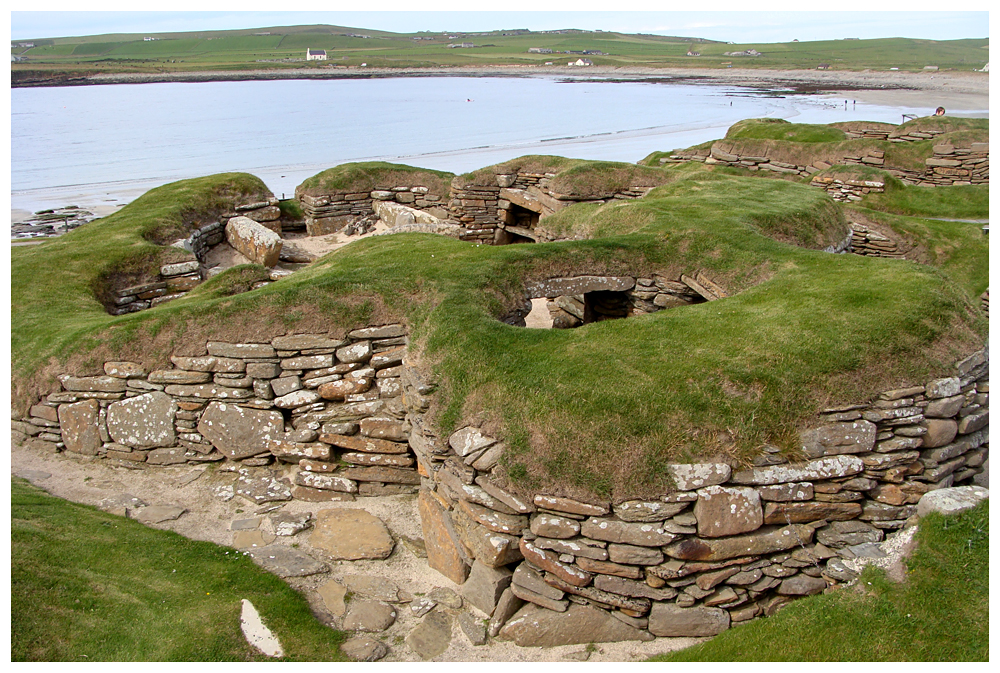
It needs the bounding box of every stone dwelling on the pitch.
[306,49,327,61]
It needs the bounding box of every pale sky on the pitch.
[8,3,992,43]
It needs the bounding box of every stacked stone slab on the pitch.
[226,198,281,233]
[406,347,987,645]
[299,187,447,236]
[110,260,203,316]
[810,176,886,203]
[449,172,654,245]
[14,326,420,500]
[847,224,903,258]
[663,139,988,188]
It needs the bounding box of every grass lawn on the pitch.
[649,500,989,661]
[12,26,989,77]
[10,477,346,661]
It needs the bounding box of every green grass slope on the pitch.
[12,26,989,77]
[649,500,989,661]
[10,160,985,501]
[11,478,346,661]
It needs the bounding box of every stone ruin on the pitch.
[13,311,989,646]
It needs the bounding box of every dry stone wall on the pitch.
[13,319,988,645]
[299,188,448,236]
[13,325,420,501]
[662,139,988,189]
[449,171,653,245]
[409,347,988,645]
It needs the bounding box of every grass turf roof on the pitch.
[455,155,675,196]
[10,162,986,502]
[294,161,454,197]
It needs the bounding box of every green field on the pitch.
[11,24,989,80]
[11,477,347,661]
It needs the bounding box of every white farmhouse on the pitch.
[306,49,327,61]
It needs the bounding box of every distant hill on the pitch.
[10,25,988,80]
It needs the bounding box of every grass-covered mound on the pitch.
[651,117,989,174]
[294,161,454,197]
[11,478,347,661]
[10,162,986,501]
[456,155,675,197]
[725,118,848,143]
[649,500,989,661]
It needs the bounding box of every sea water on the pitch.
[9,75,961,216]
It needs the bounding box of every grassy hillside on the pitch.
[10,156,986,501]
[11,478,347,661]
[650,500,989,661]
[11,25,989,78]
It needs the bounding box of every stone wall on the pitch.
[299,188,448,236]
[502,274,719,328]
[410,347,988,645]
[449,172,653,245]
[12,325,420,502]
[661,140,989,188]
[847,224,903,258]
[12,320,988,645]
[108,199,282,316]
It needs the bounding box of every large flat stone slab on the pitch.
[106,391,177,448]
[499,603,652,646]
[226,215,282,267]
[58,398,101,455]
[248,545,328,577]
[665,524,816,561]
[419,489,471,584]
[310,508,394,560]
[647,603,730,637]
[198,401,284,459]
[917,486,989,518]
[406,611,453,660]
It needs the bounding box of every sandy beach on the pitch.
[70,65,987,106]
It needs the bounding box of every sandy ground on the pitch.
[10,439,703,662]
[74,65,987,109]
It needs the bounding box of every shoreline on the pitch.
[13,64,989,98]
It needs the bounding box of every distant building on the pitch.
[723,49,762,57]
[817,63,830,70]
[568,58,593,66]
[448,43,475,48]
[143,37,158,41]
[686,50,701,57]
[528,47,553,54]
[306,49,327,61]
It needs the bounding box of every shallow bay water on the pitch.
[10,75,975,217]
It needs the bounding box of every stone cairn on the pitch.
[13,325,988,645]
[663,139,988,188]
[107,199,282,316]
[449,171,654,245]
[298,188,447,237]
[409,348,987,645]
[13,325,422,500]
